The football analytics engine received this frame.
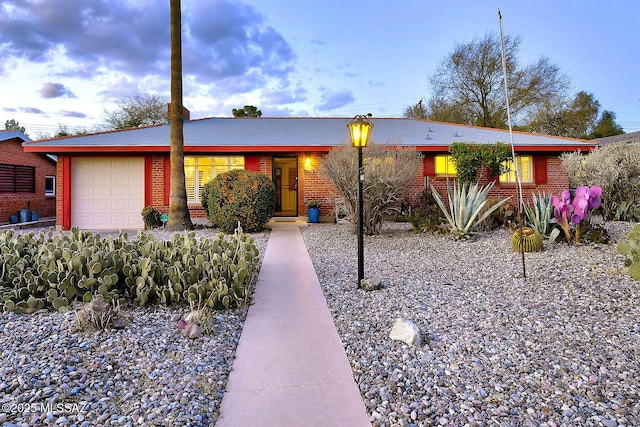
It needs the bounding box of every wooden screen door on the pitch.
[273,157,298,216]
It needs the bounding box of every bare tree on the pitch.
[165,0,193,231]
[423,32,569,129]
[322,143,422,235]
[102,93,168,130]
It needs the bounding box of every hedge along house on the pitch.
[22,114,598,231]
[1,130,56,223]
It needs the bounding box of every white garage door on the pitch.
[72,157,145,229]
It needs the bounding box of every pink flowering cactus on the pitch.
[551,186,602,243]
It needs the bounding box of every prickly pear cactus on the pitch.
[618,225,640,281]
[1,224,260,312]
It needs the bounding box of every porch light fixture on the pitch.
[347,114,373,287]
[304,156,312,171]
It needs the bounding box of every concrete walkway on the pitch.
[216,227,371,427]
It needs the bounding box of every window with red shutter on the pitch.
[423,156,435,176]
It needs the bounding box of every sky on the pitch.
[1,0,639,139]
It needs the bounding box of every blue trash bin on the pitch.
[31,211,39,221]
[19,209,30,223]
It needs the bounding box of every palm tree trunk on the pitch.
[166,0,193,231]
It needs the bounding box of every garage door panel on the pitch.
[72,157,144,230]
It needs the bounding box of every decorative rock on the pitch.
[302,221,640,427]
[185,309,214,331]
[389,318,422,346]
[360,276,384,291]
[180,322,202,339]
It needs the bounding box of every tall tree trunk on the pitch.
[166,0,193,231]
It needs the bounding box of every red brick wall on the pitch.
[0,138,56,223]
[299,152,340,217]
[426,154,569,206]
[55,152,569,227]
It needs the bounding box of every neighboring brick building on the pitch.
[22,116,598,230]
[0,131,56,223]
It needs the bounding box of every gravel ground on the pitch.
[302,221,640,427]
[0,228,270,427]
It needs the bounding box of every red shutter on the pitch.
[534,155,547,184]
[15,166,35,193]
[0,164,15,193]
[423,155,435,176]
[244,155,260,172]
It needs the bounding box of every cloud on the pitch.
[58,110,87,118]
[262,86,308,105]
[22,107,45,114]
[0,0,297,99]
[317,89,355,111]
[184,0,295,89]
[367,80,386,88]
[3,106,46,114]
[41,82,76,98]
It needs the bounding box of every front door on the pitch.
[273,157,298,216]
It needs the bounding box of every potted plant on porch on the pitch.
[307,200,321,223]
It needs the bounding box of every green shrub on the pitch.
[449,142,512,186]
[205,169,276,233]
[408,188,445,234]
[0,225,260,313]
[141,206,162,229]
[478,199,518,231]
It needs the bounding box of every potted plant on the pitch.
[307,200,321,223]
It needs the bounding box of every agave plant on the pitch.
[524,192,556,239]
[431,180,510,239]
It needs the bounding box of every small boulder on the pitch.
[179,320,201,339]
[360,276,386,291]
[389,318,421,346]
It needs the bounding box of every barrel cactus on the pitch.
[511,227,544,252]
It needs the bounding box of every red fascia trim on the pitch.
[62,156,72,230]
[144,156,152,206]
[184,146,336,153]
[23,145,337,154]
[23,146,166,153]
[25,144,597,155]
[415,145,597,153]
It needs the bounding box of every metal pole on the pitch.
[357,145,364,287]
[499,9,526,279]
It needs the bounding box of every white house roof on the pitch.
[594,130,640,146]
[23,117,597,153]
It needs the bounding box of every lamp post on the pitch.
[347,115,373,287]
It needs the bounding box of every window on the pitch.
[0,164,35,193]
[435,155,457,176]
[45,176,56,196]
[184,156,244,203]
[500,155,533,183]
